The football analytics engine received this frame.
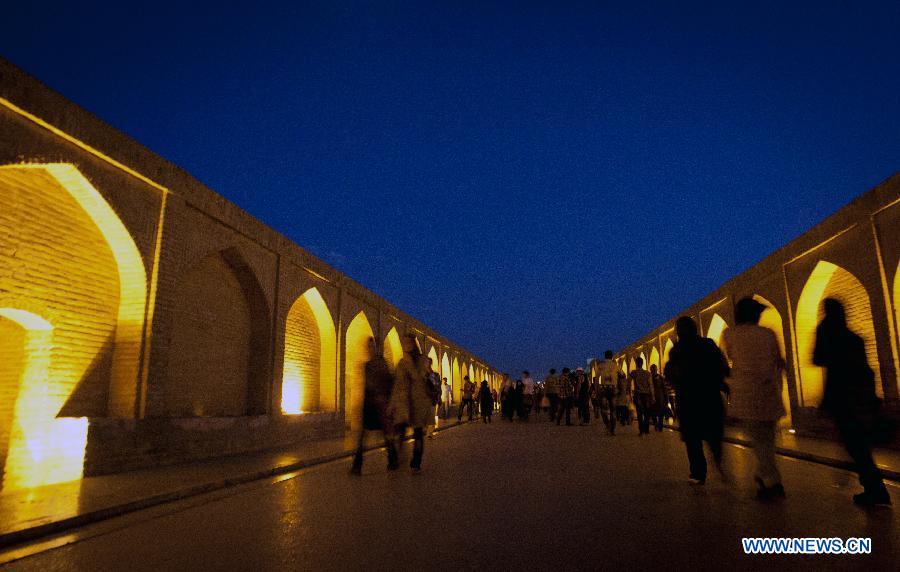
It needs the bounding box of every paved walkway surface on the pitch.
[1,417,897,570]
[0,417,468,548]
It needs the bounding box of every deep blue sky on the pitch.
[4,1,899,376]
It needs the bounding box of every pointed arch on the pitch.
[282,287,336,414]
[662,339,674,373]
[0,164,148,488]
[427,347,440,373]
[649,347,660,372]
[383,327,403,371]
[452,357,461,401]
[629,357,637,372]
[468,364,475,383]
[441,352,451,388]
[165,248,270,417]
[795,260,882,405]
[753,295,792,426]
[894,262,900,355]
[706,313,728,347]
[345,311,374,430]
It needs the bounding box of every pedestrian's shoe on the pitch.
[387,462,399,471]
[410,466,422,476]
[689,476,705,485]
[349,464,362,476]
[853,489,892,507]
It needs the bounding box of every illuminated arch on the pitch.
[383,327,403,371]
[662,339,674,373]
[706,313,728,347]
[629,357,637,372]
[0,164,147,489]
[620,359,628,375]
[345,312,374,430]
[452,357,461,401]
[795,260,882,405]
[649,348,660,371]
[441,352,451,388]
[468,364,475,383]
[282,287,336,414]
[165,248,270,416]
[753,295,792,426]
[427,347,440,373]
[895,263,900,353]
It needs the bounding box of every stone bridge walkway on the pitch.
[1,417,898,570]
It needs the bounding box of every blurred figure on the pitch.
[426,359,441,439]
[544,369,560,422]
[458,375,476,422]
[556,368,574,426]
[814,298,891,506]
[650,364,667,432]
[491,386,499,412]
[590,377,602,421]
[351,337,397,475]
[440,377,452,419]
[721,298,786,500]
[388,333,433,473]
[628,357,653,435]
[520,371,535,421]
[665,316,730,485]
[575,368,591,425]
[598,351,618,435]
[615,371,631,427]
[479,380,494,423]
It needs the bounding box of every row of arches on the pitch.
[0,163,497,491]
[619,258,899,421]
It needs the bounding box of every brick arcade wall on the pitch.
[0,58,503,479]
[613,175,900,439]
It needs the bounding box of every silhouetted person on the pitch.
[665,316,730,485]
[556,368,574,426]
[351,337,397,474]
[544,369,560,421]
[440,378,452,419]
[479,380,494,423]
[598,351,618,434]
[629,357,653,435]
[650,364,667,431]
[814,298,891,506]
[388,333,433,473]
[721,298,786,500]
[575,368,591,425]
[458,375,476,422]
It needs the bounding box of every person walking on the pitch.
[720,298,786,500]
[650,364,667,432]
[556,368,574,426]
[629,357,654,435]
[440,378,452,419]
[575,368,591,425]
[615,371,631,428]
[458,375,476,422]
[544,369,560,422]
[520,371,535,421]
[597,352,619,434]
[479,380,494,423]
[814,298,891,506]
[425,363,441,439]
[665,316,730,485]
[351,337,397,474]
[387,333,433,473]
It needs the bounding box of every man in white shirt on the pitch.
[440,378,452,419]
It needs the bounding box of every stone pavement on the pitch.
[2,417,897,571]
[0,415,469,549]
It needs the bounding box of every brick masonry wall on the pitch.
[616,179,900,436]
[0,58,502,477]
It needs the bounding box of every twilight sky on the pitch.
[3,1,899,376]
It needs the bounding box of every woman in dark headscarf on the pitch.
[664,316,730,485]
[814,298,890,506]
